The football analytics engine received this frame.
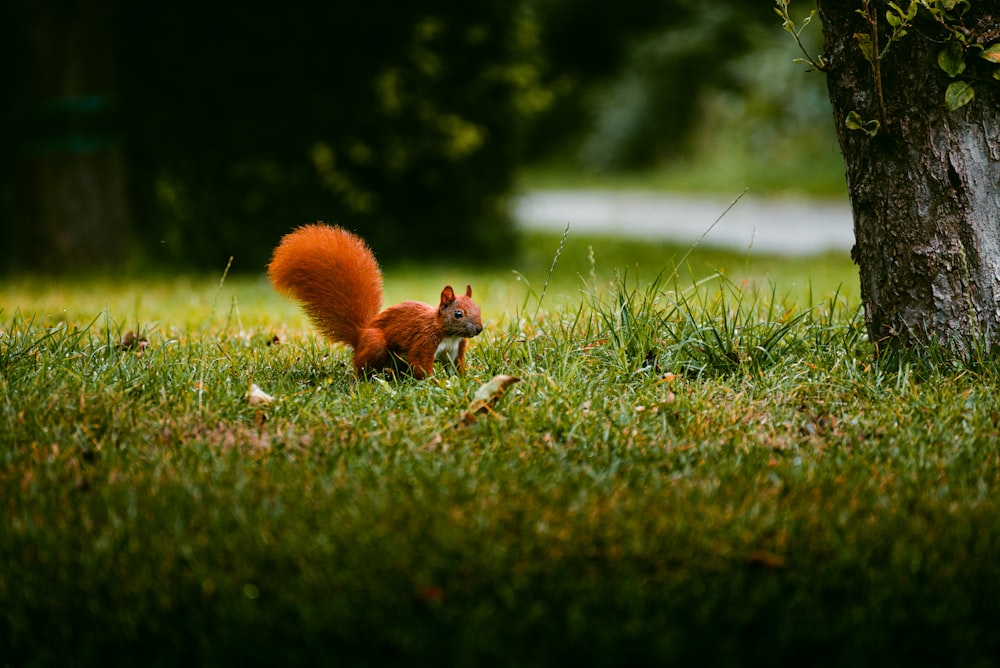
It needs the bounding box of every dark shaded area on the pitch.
[113,2,540,270]
[1,1,542,271]
[0,1,774,273]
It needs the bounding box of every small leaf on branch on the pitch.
[981,44,1000,64]
[938,40,966,77]
[854,33,875,66]
[845,111,880,137]
[945,81,974,112]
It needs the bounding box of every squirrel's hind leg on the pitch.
[353,328,390,376]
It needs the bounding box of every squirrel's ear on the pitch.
[465,284,473,298]
[440,285,456,306]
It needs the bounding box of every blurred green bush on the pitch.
[116,2,550,268]
[0,1,832,272]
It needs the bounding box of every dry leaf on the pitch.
[422,433,444,452]
[746,550,787,570]
[246,383,275,406]
[118,331,149,354]
[462,374,521,422]
[468,374,521,411]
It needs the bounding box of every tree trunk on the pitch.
[13,0,130,272]
[817,1,1000,356]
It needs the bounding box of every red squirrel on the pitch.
[268,223,483,379]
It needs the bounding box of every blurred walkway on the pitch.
[512,190,854,256]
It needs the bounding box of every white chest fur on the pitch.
[435,335,463,363]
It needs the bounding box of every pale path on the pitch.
[512,190,855,256]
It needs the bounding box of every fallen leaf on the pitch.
[246,383,275,406]
[469,374,520,410]
[462,374,521,422]
[579,339,608,352]
[746,550,787,570]
[118,331,149,354]
[422,433,444,452]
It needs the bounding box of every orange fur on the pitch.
[268,224,483,379]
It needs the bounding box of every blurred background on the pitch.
[0,0,842,274]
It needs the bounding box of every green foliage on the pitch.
[845,110,881,137]
[4,242,1000,664]
[527,5,842,195]
[112,2,551,268]
[526,0,777,171]
[914,0,1000,111]
[945,80,976,111]
[774,1,827,71]
[779,0,1000,125]
[868,1,996,113]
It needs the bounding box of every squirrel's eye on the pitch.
[454,310,464,318]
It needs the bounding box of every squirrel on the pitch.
[268,223,483,379]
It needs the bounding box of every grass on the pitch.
[517,145,848,199]
[517,102,850,199]
[3,232,1000,667]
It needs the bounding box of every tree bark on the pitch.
[13,0,130,272]
[817,1,1000,356]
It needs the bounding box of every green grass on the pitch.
[518,145,848,198]
[518,107,850,198]
[3,233,1000,667]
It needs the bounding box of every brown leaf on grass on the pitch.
[246,383,275,406]
[579,339,608,352]
[422,433,444,452]
[806,414,837,435]
[746,550,787,570]
[467,374,521,413]
[461,374,521,422]
[118,331,149,354]
[426,375,522,445]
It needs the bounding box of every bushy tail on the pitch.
[268,224,383,348]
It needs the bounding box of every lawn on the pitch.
[3,231,1000,667]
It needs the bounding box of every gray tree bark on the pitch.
[817,1,1000,356]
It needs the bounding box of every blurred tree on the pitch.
[3,0,130,272]
[119,1,551,269]
[525,0,776,170]
[0,0,832,273]
[814,1,1000,355]
[1,1,550,271]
